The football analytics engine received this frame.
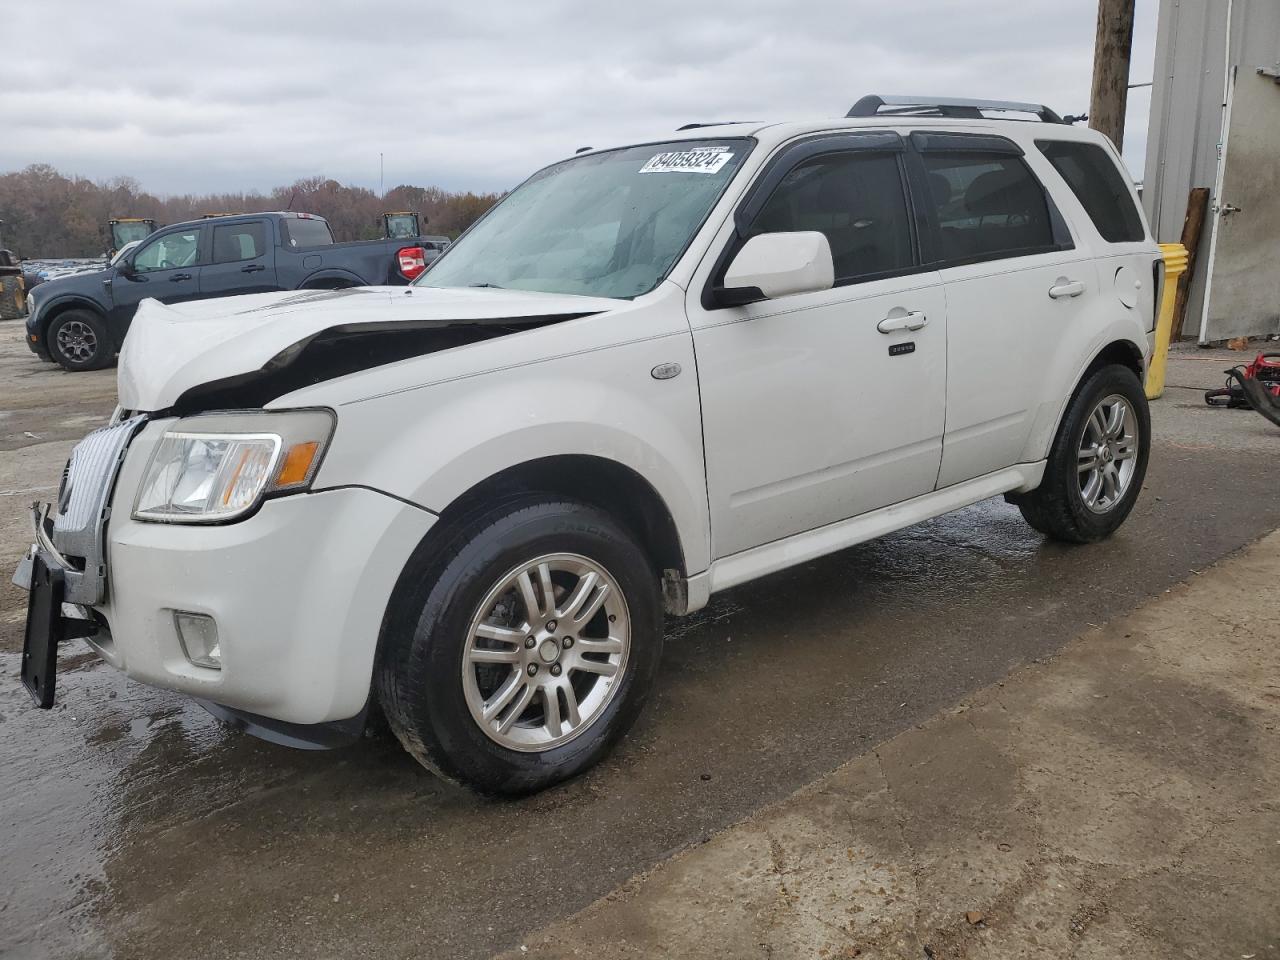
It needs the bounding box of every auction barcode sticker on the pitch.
[639,147,735,174]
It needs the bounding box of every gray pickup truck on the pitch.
[24,211,448,370]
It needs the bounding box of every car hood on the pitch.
[117,285,623,412]
[28,266,112,300]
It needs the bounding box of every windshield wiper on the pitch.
[468,283,505,289]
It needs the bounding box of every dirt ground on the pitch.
[1,322,1278,960]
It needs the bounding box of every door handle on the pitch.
[169,273,192,282]
[877,310,928,334]
[241,264,266,273]
[1048,279,1085,299]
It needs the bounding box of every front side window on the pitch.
[748,151,913,282]
[1036,140,1144,243]
[132,229,202,273]
[420,139,750,299]
[920,153,1055,264]
[211,222,267,263]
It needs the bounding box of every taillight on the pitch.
[397,245,427,280]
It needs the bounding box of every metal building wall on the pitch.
[1142,0,1280,341]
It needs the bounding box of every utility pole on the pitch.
[1089,0,1136,149]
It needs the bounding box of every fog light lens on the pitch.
[174,612,221,669]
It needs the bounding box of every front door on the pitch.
[688,142,948,559]
[109,225,204,333]
[200,219,277,296]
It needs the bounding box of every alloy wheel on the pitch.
[1077,393,1139,514]
[462,553,630,752]
[55,320,98,364]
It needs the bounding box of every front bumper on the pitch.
[18,420,437,726]
[24,303,49,358]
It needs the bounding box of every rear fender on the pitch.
[298,268,366,290]
[1020,316,1149,463]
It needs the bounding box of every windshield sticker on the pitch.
[639,147,735,175]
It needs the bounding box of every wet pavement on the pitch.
[502,530,1280,959]
[2,327,1278,960]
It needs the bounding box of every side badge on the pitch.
[651,362,682,380]
[888,342,916,357]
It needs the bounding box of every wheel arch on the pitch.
[1081,338,1144,382]
[39,296,108,337]
[298,269,364,290]
[373,454,689,692]
[431,454,687,581]
[1023,335,1148,467]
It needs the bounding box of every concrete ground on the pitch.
[502,528,1280,960]
[1,325,1277,960]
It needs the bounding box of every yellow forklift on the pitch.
[105,218,157,257]
[380,211,422,239]
[0,219,24,321]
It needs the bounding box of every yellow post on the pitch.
[1145,242,1189,400]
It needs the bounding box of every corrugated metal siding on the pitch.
[1142,0,1280,340]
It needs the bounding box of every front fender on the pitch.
[310,330,712,575]
[29,294,109,339]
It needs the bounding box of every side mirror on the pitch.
[717,231,834,306]
[117,258,136,277]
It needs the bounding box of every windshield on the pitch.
[419,138,751,299]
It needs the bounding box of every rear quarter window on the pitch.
[279,217,334,248]
[1035,140,1145,243]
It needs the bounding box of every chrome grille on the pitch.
[49,415,147,604]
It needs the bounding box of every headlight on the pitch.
[133,410,335,523]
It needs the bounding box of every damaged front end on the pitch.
[117,285,619,415]
[170,312,590,413]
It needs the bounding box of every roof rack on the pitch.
[676,121,754,131]
[846,95,1066,124]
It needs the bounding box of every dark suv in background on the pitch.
[24,211,436,370]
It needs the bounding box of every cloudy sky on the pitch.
[6,0,1156,196]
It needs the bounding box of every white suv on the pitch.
[17,96,1161,793]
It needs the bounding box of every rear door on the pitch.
[907,132,1092,487]
[108,225,205,329]
[200,219,277,296]
[689,134,948,558]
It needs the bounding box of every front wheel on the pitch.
[47,310,113,371]
[377,497,663,794]
[1015,363,1150,543]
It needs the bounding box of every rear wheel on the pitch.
[47,310,113,371]
[377,496,662,794]
[1015,363,1150,543]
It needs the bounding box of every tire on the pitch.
[1015,363,1150,543]
[0,275,23,321]
[47,309,114,371]
[377,496,663,795]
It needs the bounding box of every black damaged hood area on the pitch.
[173,313,589,413]
[116,286,624,412]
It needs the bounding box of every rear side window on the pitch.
[279,217,334,248]
[920,153,1055,264]
[1036,140,1144,242]
[749,151,914,282]
[211,222,266,263]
